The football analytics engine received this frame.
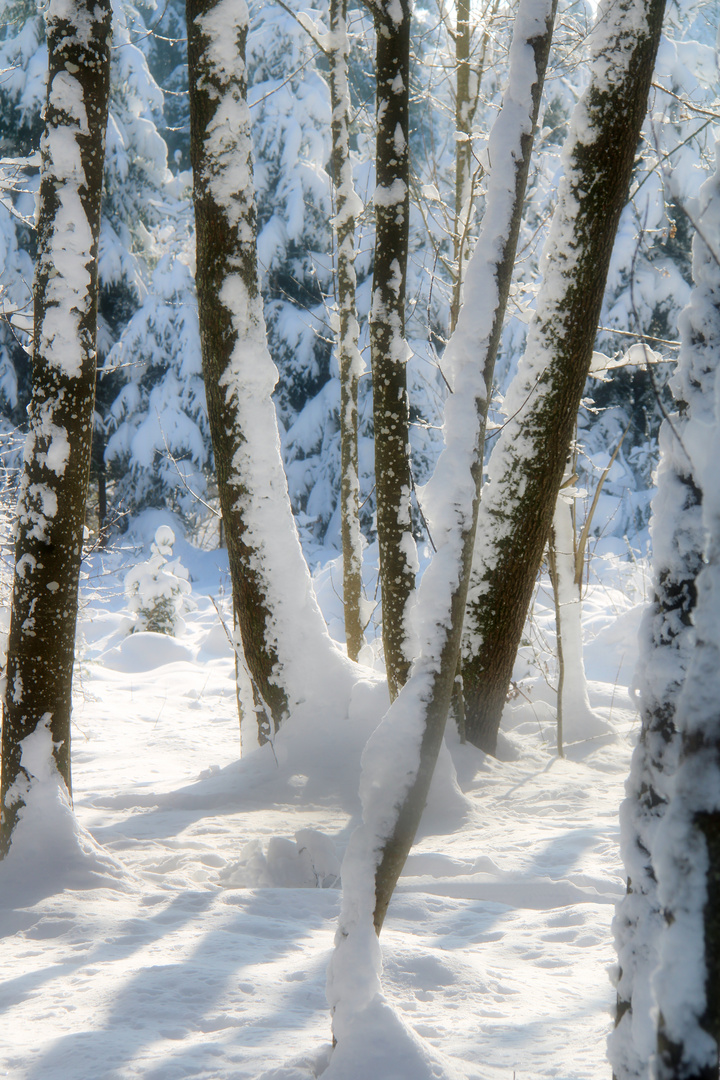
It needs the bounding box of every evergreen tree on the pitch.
[103,211,209,519]
[0,0,191,534]
[247,0,334,428]
[0,0,46,426]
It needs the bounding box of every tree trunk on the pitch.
[0,0,112,856]
[329,0,365,662]
[546,527,564,758]
[548,470,595,758]
[94,427,108,545]
[629,159,720,1080]
[609,448,701,1080]
[327,0,555,1039]
[460,0,666,756]
[370,0,415,700]
[449,0,497,336]
[186,0,338,744]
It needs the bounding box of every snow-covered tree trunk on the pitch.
[609,332,704,1080]
[326,0,555,1051]
[459,0,666,756]
[0,0,112,855]
[609,432,702,1080]
[186,0,341,742]
[449,0,496,336]
[547,472,594,758]
[369,0,416,699]
[636,159,720,1080]
[328,0,365,662]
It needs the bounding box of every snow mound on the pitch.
[0,721,132,910]
[100,629,196,671]
[321,996,467,1080]
[219,829,341,889]
[258,1046,333,1079]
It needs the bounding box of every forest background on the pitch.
[0,0,712,561]
[0,0,719,1077]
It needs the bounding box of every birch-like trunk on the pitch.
[0,0,112,855]
[609,396,701,1080]
[460,0,666,756]
[628,162,720,1080]
[327,0,555,1047]
[609,437,700,1080]
[186,0,341,744]
[328,0,365,662]
[370,0,416,700]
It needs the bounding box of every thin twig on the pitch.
[158,417,220,519]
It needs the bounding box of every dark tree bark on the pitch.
[0,0,112,856]
[371,0,556,932]
[609,454,701,1080]
[187,0,334,744]
[328,0,365,662]
[328,5,556,1036]
[369,0,415,700]
[187,0,286,739]
[460,0,666,755]
[630,161,720,1080]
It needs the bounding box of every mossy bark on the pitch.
[461,0,666,756]
[187,0,288,739]
[329,0,364,662]
[0,0,112,855]
[371,0,556,931]
[370,0,414,699]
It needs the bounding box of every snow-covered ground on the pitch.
[0,512,645,1079]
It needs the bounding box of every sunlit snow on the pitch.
[0,511,642,1079]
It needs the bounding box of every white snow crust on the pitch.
[0,521,642,1079]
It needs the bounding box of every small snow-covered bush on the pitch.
[125,525,192,636]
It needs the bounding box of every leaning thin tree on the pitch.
[326,0,555,1052]
[0,0,112,855]
[459,0,666,755]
